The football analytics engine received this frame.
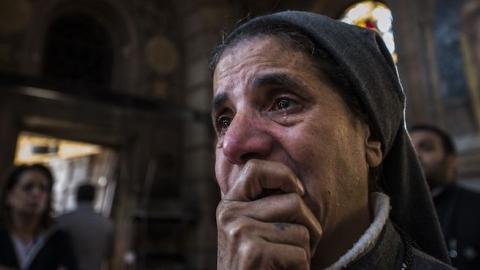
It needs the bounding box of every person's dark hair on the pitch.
[410,124,456,155]
[76,183,96,203]
[0,164,54,229]
[208,20,369,124]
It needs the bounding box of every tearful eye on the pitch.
[277,99,290,109]
[217,116,232,133]
[273,97,298,111]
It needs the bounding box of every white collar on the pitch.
[324,192,391,270]
[11,228,57,270]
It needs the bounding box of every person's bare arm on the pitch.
[216,159,322,269]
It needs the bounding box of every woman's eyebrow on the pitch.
[251,73,305,90]
[211,92,229,116]
[211,73,310,117]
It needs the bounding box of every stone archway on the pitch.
[21,0,139,94]
[42,12,114,90]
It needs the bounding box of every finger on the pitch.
[224,159,304,201]
[238,240,310,270]
[220,215,312,260]
[264,222,312,261]
[220,193,322,253]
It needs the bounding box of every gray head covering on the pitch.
[215,11,449,264]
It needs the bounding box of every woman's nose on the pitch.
[222,113,273,164]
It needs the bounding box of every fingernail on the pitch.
[298,179,305,195]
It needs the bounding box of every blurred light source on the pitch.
[98,176,107,187]
[374,7,392,32]
[382,32,396,54]
[15,132,102,165]
[346,3,372,22]
[341,1,398,63]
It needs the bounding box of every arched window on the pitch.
[340,1,397,63]
[42,13,113,90]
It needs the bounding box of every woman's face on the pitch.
[7,170,50,218]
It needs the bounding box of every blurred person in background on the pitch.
[411,124,480,270]
[0,164,78,270]
[58,183,114,270]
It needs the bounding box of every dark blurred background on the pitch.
[0,0,479,269]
